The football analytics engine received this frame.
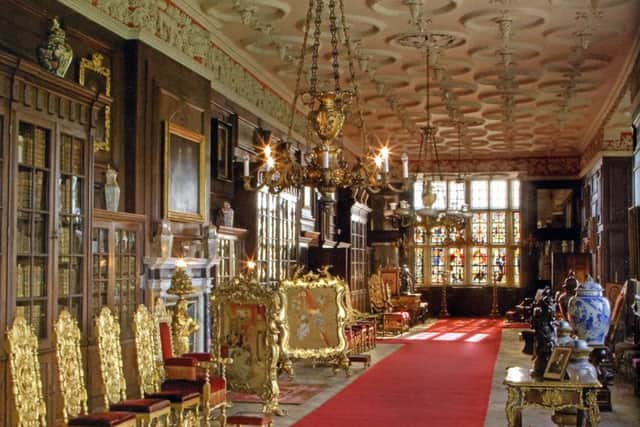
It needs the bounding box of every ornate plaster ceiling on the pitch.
[193,0,640,160]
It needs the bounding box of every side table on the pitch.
[503,366,601,427]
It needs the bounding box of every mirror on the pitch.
[537,189,574,229]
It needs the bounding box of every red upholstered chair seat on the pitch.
[68,412,136,426]
[227,411,273,426]
[110,398,171,413]
[144,390,200,403]
[162,377,227,407]
[183,352,212,362]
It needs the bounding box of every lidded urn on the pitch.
[567,276,611,345]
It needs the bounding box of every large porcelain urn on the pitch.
[567,276,611,345]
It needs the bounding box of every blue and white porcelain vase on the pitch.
[566,340,598,383]
[567,276,611,345]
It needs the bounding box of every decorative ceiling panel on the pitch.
[189,0,639,160]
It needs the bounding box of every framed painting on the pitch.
[278,268,349,376]
[79,53,111,152]
[210,274,283,415]
[163,121,206,223]
[543,347,572,380]
[212,118,233,182]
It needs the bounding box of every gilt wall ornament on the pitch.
[37,17,73,78]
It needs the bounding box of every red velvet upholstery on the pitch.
[161,377,226,407]
[383,311,410,334]
[227,412,273,425]
[144,390,200,403]
[110,398,171,413]
[183,352,211,362]
[68,412,136,426]
[158,322,173,361]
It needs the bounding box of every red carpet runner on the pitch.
[293,318,502,427]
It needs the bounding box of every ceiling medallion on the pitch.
[393,31,462,50]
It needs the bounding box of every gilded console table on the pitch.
[503,367,601,427]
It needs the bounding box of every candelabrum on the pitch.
[167,260,198,356]
[439,276,450,318]
[489,275,500,318]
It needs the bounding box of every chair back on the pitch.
[54,310,89,423]
[153,298,175,359]
[5,315,47,426]
[95,306,128,407]
[133,304,162,396]
[368,271,391,313]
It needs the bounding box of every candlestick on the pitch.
[401,153,409,178]
[322,147,330,169]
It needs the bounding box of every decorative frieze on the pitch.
[61,0,307,136]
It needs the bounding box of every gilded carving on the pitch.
[53,310,89,423]
[5,315,47,426]
[211,273,284,415]
[95,306,128,407]
[541,389,564,408]
[62,0,308,138]
[505,387,521,427]
[79,53,111,152]
[133,305,163,397]
[278,267,350,376]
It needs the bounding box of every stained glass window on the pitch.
[472,213,488,244]
[413,178,520,287]
[512,212,520,245]
[471,180,488,209]
[431,248,445,284]
[471,247,488,284]
[432,181,446,210]
[511,180,520,209]
[448,181,465,211]
[449,248,464,284]
[491,248,507,284]
[491,212,506,244]
[490,180,507,209]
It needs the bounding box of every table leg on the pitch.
[506,387,523,427]
[586,390,600,427]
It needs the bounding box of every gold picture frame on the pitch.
[544,347,572,380]
[278,267,350,376]
[79,53,111,152]
[163,121,206,223]
[211,274,284,415]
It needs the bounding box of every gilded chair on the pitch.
[153,299,229,426]
[54,310,137,426]
[95,307,171,426]
[368,271,410,335]
[133,304,201,425]
[5,315,47,427]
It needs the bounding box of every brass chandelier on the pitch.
[241,0,411,201]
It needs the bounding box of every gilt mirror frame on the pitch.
[79,53,111,152]
[211,273,284,415]
[278,267,350,376]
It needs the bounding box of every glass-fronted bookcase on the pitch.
[92,209,145,339]
[215,225,247,286]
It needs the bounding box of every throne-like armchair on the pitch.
[153,298,230,425]
[368,270,410,335]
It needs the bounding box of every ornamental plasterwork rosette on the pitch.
[73,0,307,137]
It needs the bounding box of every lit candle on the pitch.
[322,147,330,169]
[176,258,187,268]
[401,152,409,179]
[243,154,250,177]
[381,146,390,173]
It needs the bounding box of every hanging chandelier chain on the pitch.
[329,0,341,93]
[310,0,324,96]
[286,0,316,142]
[339,0,368,152]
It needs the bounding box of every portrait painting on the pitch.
[164,122,206,222]
[544,347,572,380]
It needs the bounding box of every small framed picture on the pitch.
[212,118,233,182]
[544,347,572,380]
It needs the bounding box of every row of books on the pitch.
[15,263,46,298]
[61,137,84,175]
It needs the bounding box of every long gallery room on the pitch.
[1,0,640,426]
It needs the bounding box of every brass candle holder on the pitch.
[167,260,198,356]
